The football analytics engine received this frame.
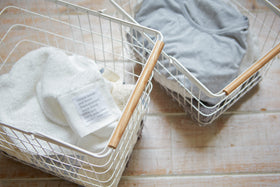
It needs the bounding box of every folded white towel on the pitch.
[0,48,77,154]
[36,52,103,127]
[0,47,134,154]
[36,51,121,138]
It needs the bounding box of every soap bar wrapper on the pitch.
[58,82,121,138]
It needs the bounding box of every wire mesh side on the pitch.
[0,0,158,186]
[0,98,146,186]
[110,0,280,125]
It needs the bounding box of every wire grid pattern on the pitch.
[110,0,280,125]
[0,0,160,186]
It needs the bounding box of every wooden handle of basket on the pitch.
[108,41,164,149]
[223,43,280,95]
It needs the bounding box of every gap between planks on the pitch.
[0,177,61,182]
[147,110,280,117]
[120,172,280,180]
[2,172,280,182]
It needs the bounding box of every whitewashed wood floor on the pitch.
[1,0,280,186]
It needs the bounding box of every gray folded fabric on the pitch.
[134,0,249,105]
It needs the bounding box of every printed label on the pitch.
[73,89,112,125]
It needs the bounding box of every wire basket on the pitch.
[0,0,163,186]
[110,0,280,125]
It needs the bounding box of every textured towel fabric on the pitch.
[36,52,103,127]
[0,47,134,154]
[135,0,249,105]
[0,48,77,154]
[36,51,121,137]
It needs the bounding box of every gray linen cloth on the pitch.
[134,0,249,105]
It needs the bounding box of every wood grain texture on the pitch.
[228,60,280,113]
[119,174,280,187]
[1,0,280,186]
[109,41,164,149]
[224,43,280,95]
[0,179,78,187]
[122,114,280,176]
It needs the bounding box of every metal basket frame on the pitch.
[0,0,163,186]
[110,0,280,125]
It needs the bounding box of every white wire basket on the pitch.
[0,0,163,186]
[110,0,280,125]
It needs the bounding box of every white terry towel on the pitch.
[0,48,77,154]
[0,47,134,154]
[36,51,121,138]
[36,53,101,127]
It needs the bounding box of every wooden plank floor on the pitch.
[1,0,280,186]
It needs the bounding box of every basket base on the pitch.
[158,73,262,125]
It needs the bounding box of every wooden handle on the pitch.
[108,40,164,149]
[223,43,280,95]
